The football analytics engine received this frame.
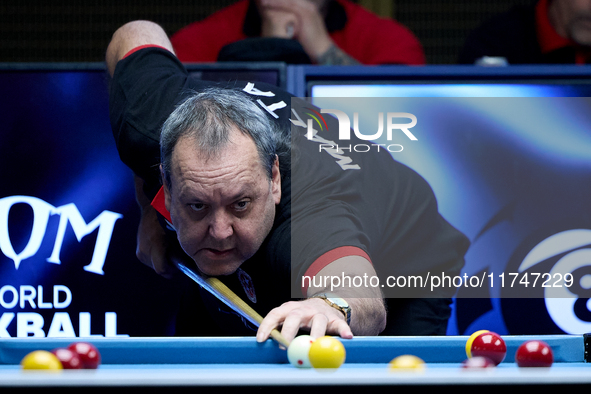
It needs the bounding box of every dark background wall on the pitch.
[2,0,534,64]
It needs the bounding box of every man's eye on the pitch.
[234,200,249,211]
[190,203,205,212]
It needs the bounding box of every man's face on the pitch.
[163,128,281,276]
[553,0,591,46]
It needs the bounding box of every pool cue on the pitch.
[172,259,291,349]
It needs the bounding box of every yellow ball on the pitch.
[389,355,425,372]
[465,330,490,358]
[21,350,63,371]
[308,336,346,369]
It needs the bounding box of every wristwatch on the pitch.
[310,293,351,325]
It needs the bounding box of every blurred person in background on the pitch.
[171,0,425,65]
[460,0,591,64]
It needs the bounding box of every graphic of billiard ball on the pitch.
[515,340,553,368]
[308,336,346,369]
[287,335,314,368]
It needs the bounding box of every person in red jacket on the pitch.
[459,0,591,64]
[171,0,425,65]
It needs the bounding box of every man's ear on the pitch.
[160,164,172,211]
[271,155,281,205]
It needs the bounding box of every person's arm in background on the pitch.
[257,0,360,65]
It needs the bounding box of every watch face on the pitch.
[329,296,349,309]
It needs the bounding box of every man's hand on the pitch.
[256,255,386,344]
[258,0,332,62]
[135,204,176,278]
[256,298,353,345]
[133,176,176,278]
[260,7,299,39]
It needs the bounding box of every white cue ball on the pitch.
[287,335,314,368]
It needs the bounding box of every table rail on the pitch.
[0,335,586,365]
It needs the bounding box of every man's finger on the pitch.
[256,302,296,342]
[330,319,354,339]
[278,309,310,343]
[309,313,329,339]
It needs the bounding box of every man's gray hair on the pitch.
[160,87,289,187]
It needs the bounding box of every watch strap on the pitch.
[310,293,351,325]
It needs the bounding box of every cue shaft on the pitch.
[172,259,290,348]
[206,277,291,348]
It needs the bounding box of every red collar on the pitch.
[152,186,172,224]
[536,0,589,63]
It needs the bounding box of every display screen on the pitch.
[311,82,591,98]
[187,62,286,89]
[0,63,285,338]
[0,67,171,338]
[308,69,591,336]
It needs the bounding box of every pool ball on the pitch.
[308,336,346,369]
[288,335,314,368]
[467,331,506,365]
[389,355,425,372]
[461,356,496,369]
[465,330,489,358]
[515,340,553,368]
[67,342,101,369]
[52,348,83,369]
[21,350,63,371]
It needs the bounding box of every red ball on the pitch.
[515,340,553,368]
[51,348,82,369]
[67,342,101,369]
[462,356,496,369]
[470,331,506,365]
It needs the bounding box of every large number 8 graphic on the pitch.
[518,229,591,334]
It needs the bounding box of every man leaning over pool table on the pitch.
[105,21,470,343]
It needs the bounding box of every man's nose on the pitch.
[208,210,234,240]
